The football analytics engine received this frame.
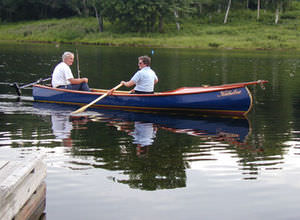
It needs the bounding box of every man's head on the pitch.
[62,52,74,66]
[138,55,151,68]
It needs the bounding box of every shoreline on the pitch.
[1,39,298,52]
[0,17,300,51]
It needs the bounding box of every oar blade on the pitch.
[12,83,22,96]
[72,105,89,114]
[72,94,106,114]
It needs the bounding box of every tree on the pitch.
[87,0,104,32]
[224,0,232,24]
[67,0,90,17]
[0,0,75,22]
[102,0,190,33]
[102,0,157,32]
[190,0,215,16]
[267,0,292,24]
[257,0,261,20]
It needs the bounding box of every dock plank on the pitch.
[0,154,46,220]
[0,161,8,170]
[14,182,46,220]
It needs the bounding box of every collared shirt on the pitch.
[131,66,158,92]
[51,62,73,88]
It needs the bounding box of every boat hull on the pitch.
[33,85,253,116]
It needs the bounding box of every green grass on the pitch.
[1,9,300,50]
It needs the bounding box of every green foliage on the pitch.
[0,18,98,42]
[1,0,300,49]
[0,0,76,22]
[1,0,300,34]
[101,0,189,33]
[1,15,300,51]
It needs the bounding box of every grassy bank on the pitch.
[0,11,300,50]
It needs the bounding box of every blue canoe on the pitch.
[32,80,267,116]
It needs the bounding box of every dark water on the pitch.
[1,42,300,219]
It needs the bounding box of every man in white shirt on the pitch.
[51,51,90,91]
[121,55,158,94]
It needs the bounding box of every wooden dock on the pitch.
[0,153,46,220]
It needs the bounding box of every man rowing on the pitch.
[109,55,158,95]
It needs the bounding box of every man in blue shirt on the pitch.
[121,55,158,94]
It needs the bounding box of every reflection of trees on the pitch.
[1,113,58,148]
[72,122,190,190]
[236,56,300,179]
[70,114,252,190]
[117,136,188,190]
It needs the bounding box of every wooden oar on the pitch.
[11,77,52,96]
[222,80,268,88]
[72,83,123,114]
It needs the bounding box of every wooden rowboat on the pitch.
[32,80,268,116]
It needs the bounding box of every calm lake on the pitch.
[1,42,300,220]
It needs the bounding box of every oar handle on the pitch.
[109,83,124,93]
[72,83,123,114]
[11,77,52,96]
[20,77,52,89]
[221,80,268,89]
[240,80,268,87]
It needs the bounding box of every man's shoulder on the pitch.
[145,67,156,75]
[141,66,154,73]
[57,62,68,68]
[56,62,71,73]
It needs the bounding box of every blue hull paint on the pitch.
[33,84,253,116]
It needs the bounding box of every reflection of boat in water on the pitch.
[33,102,252,190]
[33,102,89,147]
[83,105,250,144]
[94,109,250,190]
[33,102,250,144]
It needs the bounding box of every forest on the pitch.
[1,0,299,33]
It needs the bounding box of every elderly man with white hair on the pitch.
[51,51,90,91]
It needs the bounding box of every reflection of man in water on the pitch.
[131,122,157,156]
[51,114,73,147]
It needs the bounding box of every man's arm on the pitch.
[122,80,135,87]
[69,78,88,84]
[108,80,135,95]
